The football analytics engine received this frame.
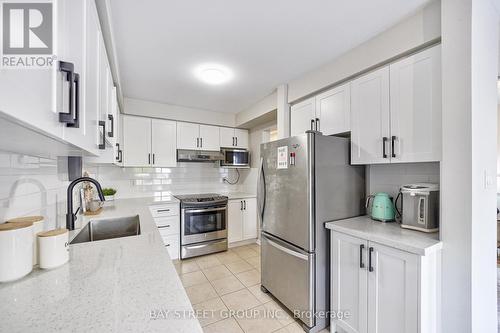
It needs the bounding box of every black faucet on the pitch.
[66,177,105,230]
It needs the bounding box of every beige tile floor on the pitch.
[173,243,330,333]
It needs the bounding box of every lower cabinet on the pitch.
[150,203,180,260]
[330,231,439,333]
[228,198,257,243]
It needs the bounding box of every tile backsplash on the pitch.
[85,162,252,199]
[367,162,440,198]
[0,151,68,228]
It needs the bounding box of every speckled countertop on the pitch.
[325,215,442,256]
[0,197,202,333]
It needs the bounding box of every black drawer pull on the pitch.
[359,244,365,268]
[98,121,106,150]
[108,114,114,137]
[157,209,171,213]
[58,61,80,128]
[369,247,374,272]
[391,136,397,158]
[158,225,171,229]
[382,137,388,158]
[165,244,170,247]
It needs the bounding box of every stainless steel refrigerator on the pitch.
[257,131,365,332]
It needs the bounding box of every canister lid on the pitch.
[0,221,33,231]
[6,216,44,224]
[38,228,68,237]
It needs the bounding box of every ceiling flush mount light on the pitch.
[194,64,233,85]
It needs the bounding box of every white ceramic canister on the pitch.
[38,229,69,269]
[6,216,45,265]
[0,222,34,282]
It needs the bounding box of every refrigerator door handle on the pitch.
[266,237,309,261]
[257,156,266,225]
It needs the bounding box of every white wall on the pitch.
[124,98,236,127]
[236,91,277,127]
[441,0,499,331]
[286,0,441,103]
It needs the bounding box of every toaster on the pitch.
[396,183,439,233]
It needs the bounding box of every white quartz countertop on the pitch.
[223,192,257,200]
[0,197,202,333]
[325,215,442,256]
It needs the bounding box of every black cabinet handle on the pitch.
[369,247,374,272]
[359,244,365,268]
[315,118,320,131]
[98,121,106,149]
[236,137,238,146]
[58,61,80,128]
[382,137,388,158]
[118,148,123,163]
[165,244,170,247]
[310,119,314,130]
[158,224,171,229]
[232,137,235,146]
[240,201,243,210]
[391,136,397,158]
[148,153,151,165]
[196,138,199,148]
[115,143,120,161]
[200,137,203,148]
[152,153,155,165]
[107,114,114,137]
[244,200,246,210]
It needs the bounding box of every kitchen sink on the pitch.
[70,215,141,245]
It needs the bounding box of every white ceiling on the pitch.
[109,0,431,113]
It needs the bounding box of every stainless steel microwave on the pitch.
[220,148,250,168]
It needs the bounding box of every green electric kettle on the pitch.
[366,193,396,222]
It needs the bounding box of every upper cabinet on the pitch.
[177,122,220,151]
[389,45,442,163]
[220,127,249,149]
[290,82,351,137]
[351,66,391,164]
[351,44,442,165]
[123,115,176,167]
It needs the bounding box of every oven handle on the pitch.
[184,207,227,213]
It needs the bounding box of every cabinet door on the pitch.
[220,127,235,148]
[390,45,442,163]
[83,0,101,156]
[351,66,390,164]
[331,231,368,333]
[290,98,316,137]
[199,125,220,151]
[367,242,418,333]
[242,198,257,239]
[228,200,243,243]
[316,83,351,135]
[123,116,152,167]
[176,122,199,150]
[151,119,177,167]
[234,129,249,149]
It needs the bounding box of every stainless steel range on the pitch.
[175,193,228,259]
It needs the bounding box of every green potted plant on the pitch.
[102,188,117,201]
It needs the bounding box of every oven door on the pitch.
[181,206,227,244]
[221,149,249,167]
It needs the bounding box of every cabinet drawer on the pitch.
[155,216,180,236]
[162,234,179,260]
[149,204,179,217]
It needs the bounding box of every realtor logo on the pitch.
[1,2,54,68]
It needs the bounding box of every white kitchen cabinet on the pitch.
[389,45,442,163]
[220,127,249,149]
[151,119,177,167]
[228,198,257,243]
[177,122,220,151]
[150,203,180,260]
[315,83,351,136]
[330,229,439,333]
[350,66,391,165]
[228,200,244,243]
[367,242,419,333]
[123,116,151,167]
[199,125,220,151]
[177,122,201,150]
[290,98,316,137]
[242,198,257,239]
[123,115,177,167]
[331,232,368,333]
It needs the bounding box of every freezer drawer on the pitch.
[261,233,315,328]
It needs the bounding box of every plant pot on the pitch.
[104,195,115,201]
